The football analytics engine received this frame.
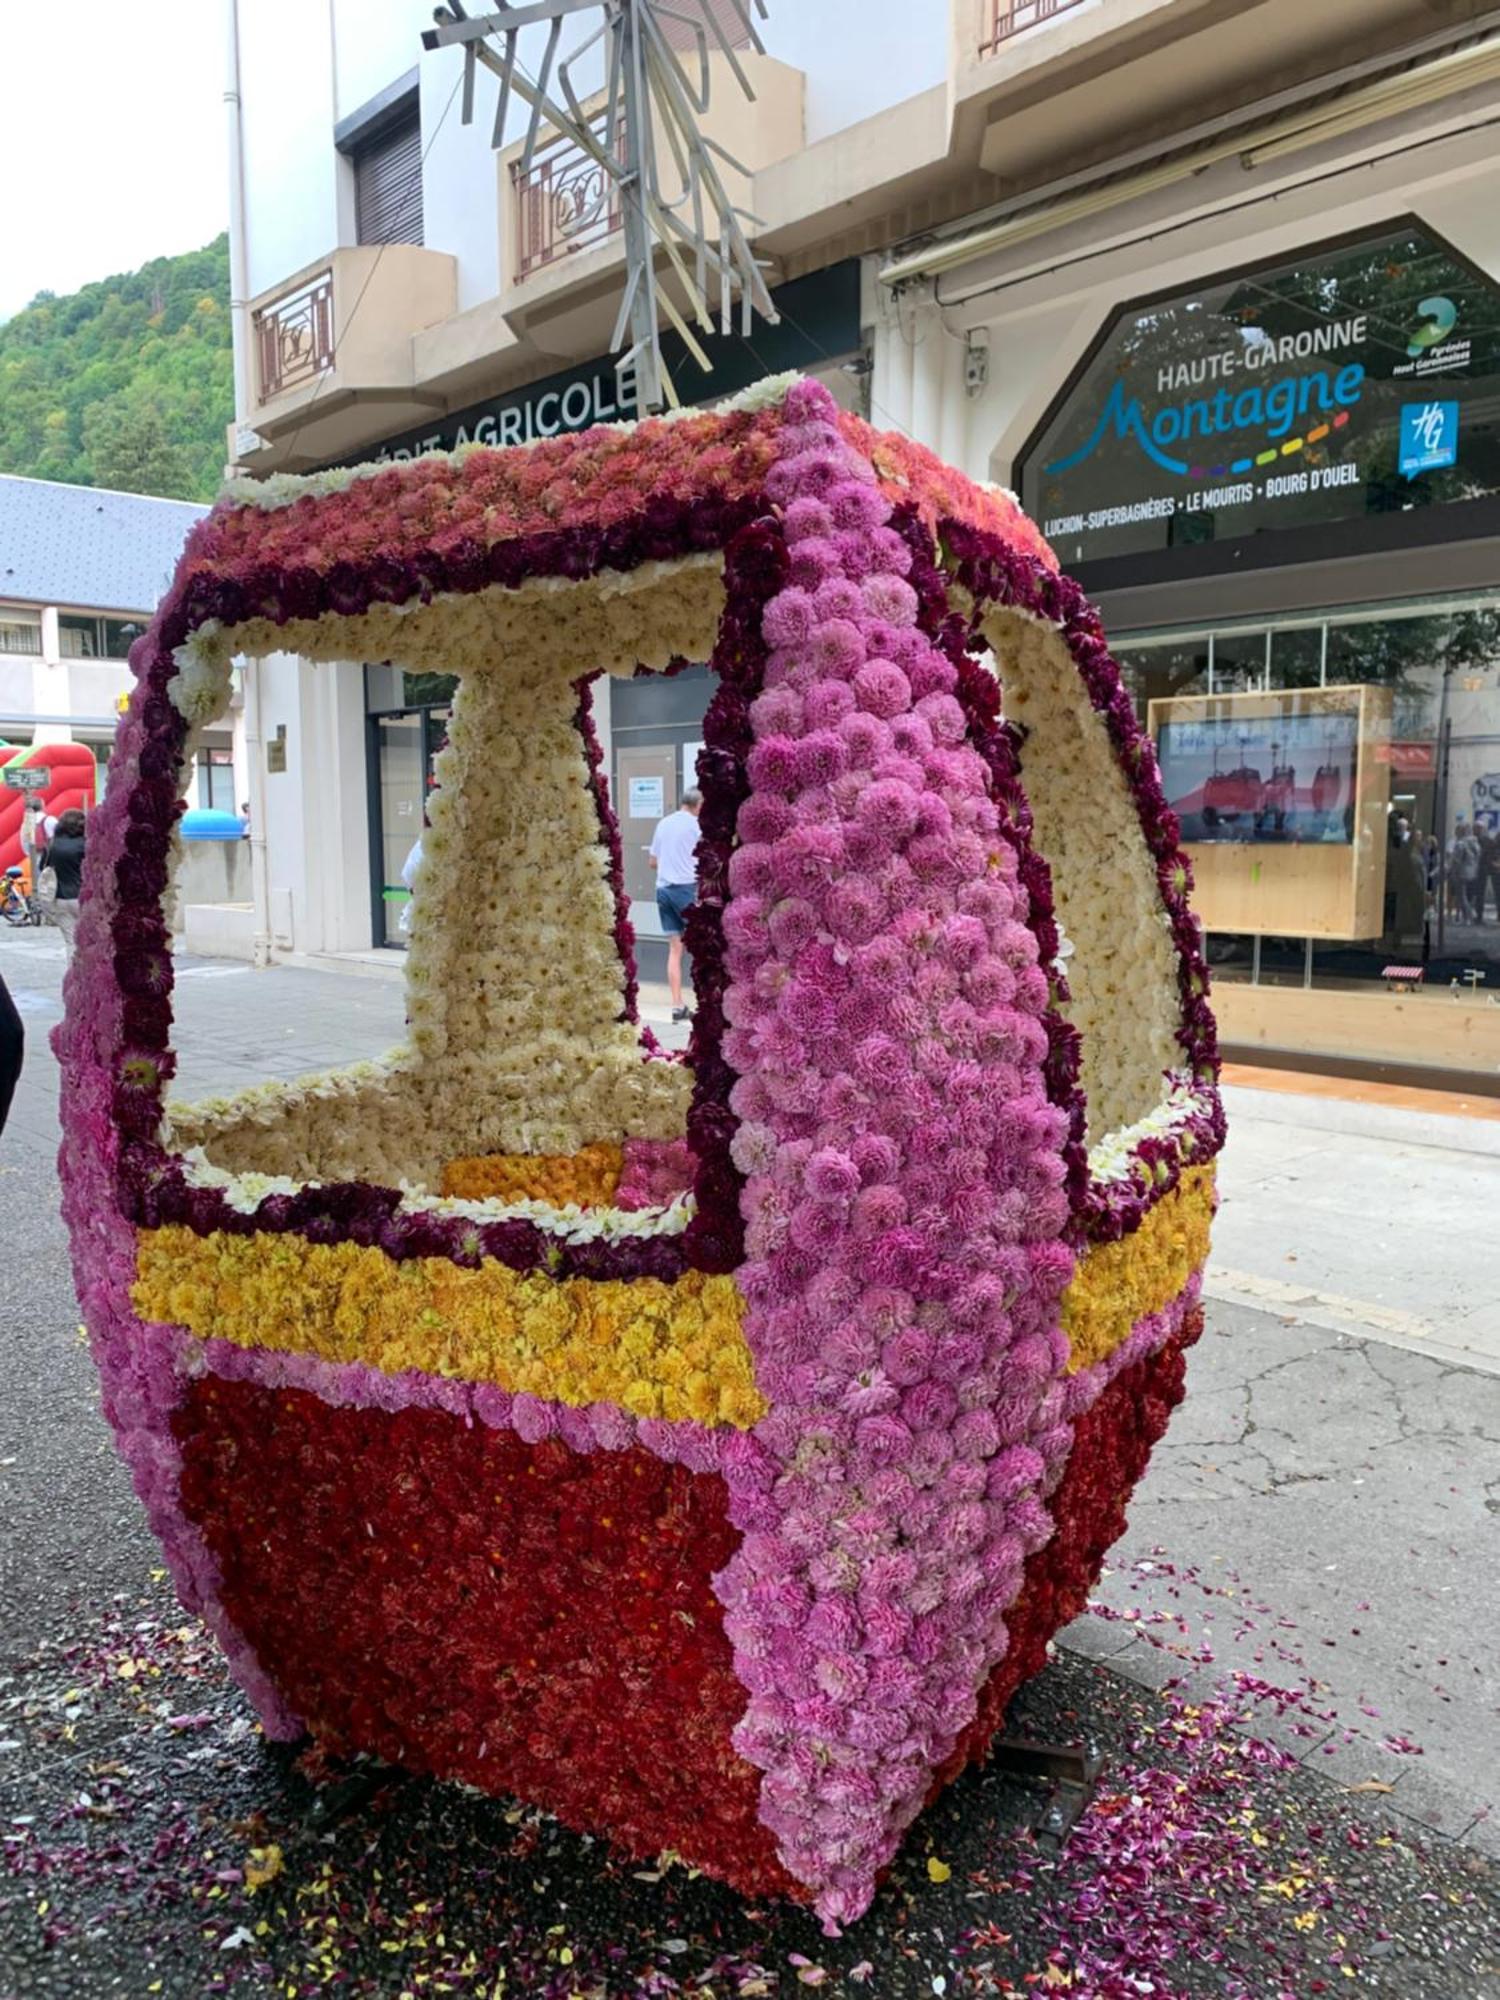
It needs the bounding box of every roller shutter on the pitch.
[355,112,423,247]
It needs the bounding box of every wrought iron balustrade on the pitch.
[512,124,623,281]
[980,0,1092,54]
[254,272,335,402]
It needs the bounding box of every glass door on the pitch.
[372,707,452,947]
[375,714,423,947]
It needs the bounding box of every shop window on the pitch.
[199,749,236,814]
[0,616,41,656]
[1210,631,1266,695]
[1269,627,1323,690]
[400,671,458,708]
[1114,641,1208,721]
[1126,596,1500,1002]
[59,614,143,661]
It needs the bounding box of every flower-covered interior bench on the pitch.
[58,376,1223,1932]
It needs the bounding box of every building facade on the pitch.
[870,3,1500,1083]
[226,0,1500,1080]
[0,475,216,870]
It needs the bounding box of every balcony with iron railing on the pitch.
[957,0,1358,185]
[237,245,458,469]
[979,0,1094,55]
[498,54,804,325]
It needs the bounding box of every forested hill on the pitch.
[0,236,233,503]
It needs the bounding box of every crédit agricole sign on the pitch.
[1020,224,1500,565]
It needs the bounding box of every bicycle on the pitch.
[1,865,42,927]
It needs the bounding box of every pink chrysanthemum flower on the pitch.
[860,573,919,628]
[810,617,867,677]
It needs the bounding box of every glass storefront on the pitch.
[1010,217,1500,1074]
[1116,593,1500,992]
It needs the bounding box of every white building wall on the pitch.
[1,604,135,749]
[238,0,948,313]
[769,0,948,143]
[239,0,343,297]
[418,47,503,311]
[329,0,423,120]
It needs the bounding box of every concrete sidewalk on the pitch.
[1211,1077,1500,1377]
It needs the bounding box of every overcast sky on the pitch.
[0,2,227,322]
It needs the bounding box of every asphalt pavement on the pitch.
[0,928,1496,1998]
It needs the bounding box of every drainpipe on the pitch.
[224,0,253,440]
[240,659,274,970]
[226,0,273,968]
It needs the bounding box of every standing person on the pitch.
[399,829,423,938]
[648,788,701,1022]
[1453,817,1482,923]
[1476,818,1500,925]
[1424,831,1442,896]
[18,796,48,893]
[0,970,21,1137]
[1445,819,1466,921]
[40,807,87,955]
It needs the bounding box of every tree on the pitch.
[79,394,193,499]
[0,235,233,501]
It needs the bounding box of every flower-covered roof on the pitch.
[159,379,1054,653]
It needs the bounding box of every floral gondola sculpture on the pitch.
[57,376,1223,1933]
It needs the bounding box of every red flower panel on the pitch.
[173,1380,799,1899]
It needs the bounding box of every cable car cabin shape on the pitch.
[56,376,1223,1934]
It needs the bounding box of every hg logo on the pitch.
[1398,401,1459,479]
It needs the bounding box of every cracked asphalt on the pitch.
[1,929,1497,1996]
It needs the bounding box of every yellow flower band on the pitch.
[132,1226,767,1430]
[1062,1166,1215,1375]
[441,1143,624,1207]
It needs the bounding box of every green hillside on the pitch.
[0,236,233,503]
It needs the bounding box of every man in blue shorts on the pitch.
[648,788,701,1022]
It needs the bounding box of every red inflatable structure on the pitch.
[0,743,98,872]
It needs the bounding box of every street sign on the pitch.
[2,767,49,793]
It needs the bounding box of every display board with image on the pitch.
[1148,684,1392,939]
[1156,710,1359,843]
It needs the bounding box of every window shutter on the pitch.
[355,114,423,247]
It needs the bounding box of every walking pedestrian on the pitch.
[0,971,21,1138]
[648,788,701,1022]
[39,806,87,955]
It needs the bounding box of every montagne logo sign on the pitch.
[1044,315,1369,482]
